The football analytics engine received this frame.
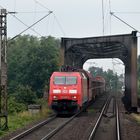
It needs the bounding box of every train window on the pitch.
[54,76,77,85]
[66,76,77,85]
[54,76,65,85]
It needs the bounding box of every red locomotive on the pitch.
[48,70,105,114]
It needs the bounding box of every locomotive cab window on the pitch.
[66,76,77,85]
[54,76,65,85]
[54,76,77,85]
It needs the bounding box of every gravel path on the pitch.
[119,93,140,140]
[50,94,108,140]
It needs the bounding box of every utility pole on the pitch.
[0,9,8,130]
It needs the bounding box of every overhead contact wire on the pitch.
[110,12,140,33]
[53,14,66,36]
[0,4,48,39]
[109,0,112,34]
[34,0,51,11]
[10,11,53,40]
[11,15,42,36]
[34,0,66,36]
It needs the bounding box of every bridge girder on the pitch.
[61,31,138,110]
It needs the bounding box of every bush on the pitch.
[14,85,37,105]
[36,98,48,108]
[8,97,26,114]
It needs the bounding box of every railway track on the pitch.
[10,114,57,140]
[41,109,84,140]
[10,107,87,140]
[10,93,115,140]
[47,93,110,140]
[88,94,121,140]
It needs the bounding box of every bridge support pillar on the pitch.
[131,32,137,109]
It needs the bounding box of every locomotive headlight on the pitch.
[53,96,58,100]
[72,96,77,99]
[69,90,77,94]
[53,89,61,93]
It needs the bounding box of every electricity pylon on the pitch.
[0,9,8,130]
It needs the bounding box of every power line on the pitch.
[34,0,51,11]
[110,12,140,33]
[109,0,112,34]
[53,14,66,36]
[112,11,140,14]
[15,11,50,14]
[113,58,124,65]
[14,0,16,13]
[10,14,42,36]
[0,4,46,37]
[34,0,66,36]
[0,5,5,9]
[10,11,53,40]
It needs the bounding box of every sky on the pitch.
[0,0,140,75]
[83,58,125,75]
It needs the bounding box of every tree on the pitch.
[8,96,26,114]
[13,85,37,105]
[7,35,60,98]
[88,66,104,76]
[88,66,121,91]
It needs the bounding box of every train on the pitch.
[48,69,105,114]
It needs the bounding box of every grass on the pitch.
[0,104,52,137]
[131,113,140,124]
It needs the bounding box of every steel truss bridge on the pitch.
[61,31,138,111]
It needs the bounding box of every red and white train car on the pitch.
[48,71,105,114]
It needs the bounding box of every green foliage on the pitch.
[13,85,37,105]
[88,66,122,91]
[88,66,103,77]
[0,107,52,137]
[8,97,26,114]
[36,98,48,108]
[7,35,61,117]
[7,35,60,98]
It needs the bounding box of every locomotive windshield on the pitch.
[54,76,77,85]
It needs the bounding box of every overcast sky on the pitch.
[1,0,140,74]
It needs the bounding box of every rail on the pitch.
[88,95,121,140]
[41,107,87,140]
[116,100,121,140]
[10,114,57,140]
